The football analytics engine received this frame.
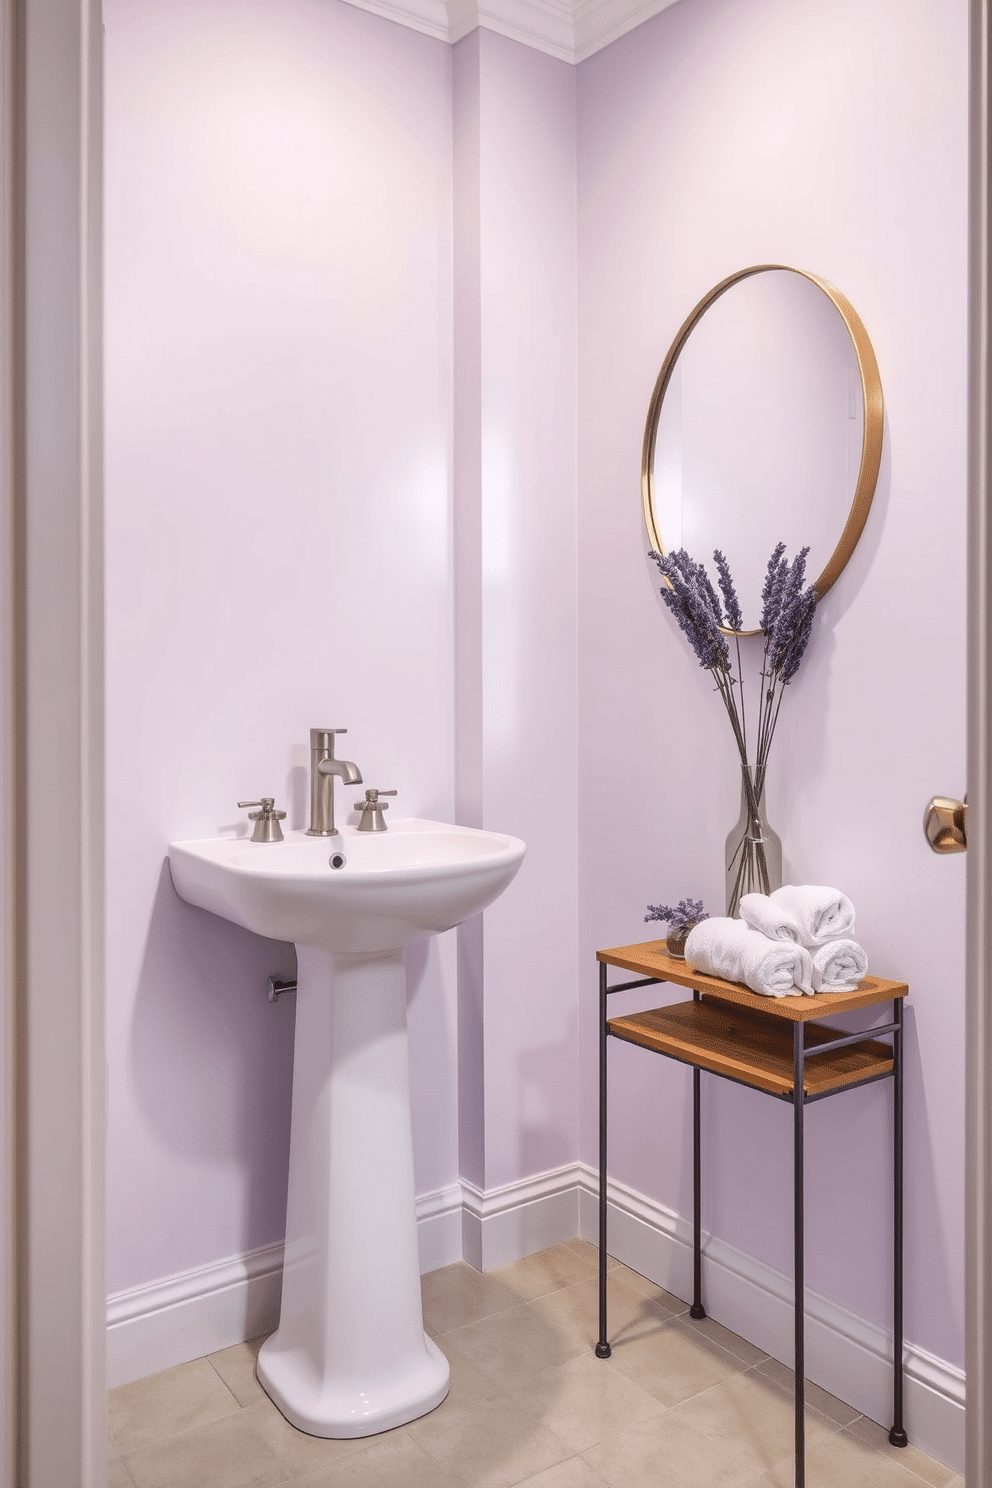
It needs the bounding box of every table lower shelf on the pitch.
[608,993,895,1098]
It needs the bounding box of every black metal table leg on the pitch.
[691,1055,706,1319]
[889,997,908,1447]
[596,960,611,1358]
[794,1021,806,1488]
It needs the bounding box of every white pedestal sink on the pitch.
[167,819,524,1438]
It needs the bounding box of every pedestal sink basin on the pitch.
[168,819,525,1439]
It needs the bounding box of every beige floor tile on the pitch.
[763,1423,940,1488]
[561,1240,622,1272]
[444,1301,585,1389]
[409,1394,572,1487]
[669,1367,835,1476]
[208,1334,269,1406]
[123,1411,291,1488]
[507,1352,667,1451]
[242,1395,370,1476]
[109,1357,241,1455]
[493,1244,598,1301]
[431,1333,511,1410]
[581,1410,759,1488]
[530,1275,674,1353]
[605,1315,748,1407]
[421,1261,521,1334]
[516,1458,611,1488]
[562,1239,596,1260]
[752,1358,861,1427]
[843,1417,958,1486]
[607,1262,687,1312]
[293,1430,458,1486]
[110,1243,888,1488]
[680,1313,769,1367]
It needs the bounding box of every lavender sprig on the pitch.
[777,588,817,683]
[651,550,731,671]
[767,548,814,676]
[759,542,788,633]
[645,898,708,929]
[713,549,743,632]
[694,557,725,629]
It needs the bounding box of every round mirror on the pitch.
[641,265,883,633]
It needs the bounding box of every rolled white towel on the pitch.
[685,917,814,998]
[739,893,802,943]
[811,938,868,993]
[768,885,856,947]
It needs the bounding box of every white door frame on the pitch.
[968,6,992,1483]
[1,2,15,1481]
[3,1,106,1484]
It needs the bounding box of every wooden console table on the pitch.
[594,940,909,1488]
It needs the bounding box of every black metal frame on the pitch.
[595,962,907,1487]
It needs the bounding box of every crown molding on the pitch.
[340,0,683,63]
[573,0,682,61]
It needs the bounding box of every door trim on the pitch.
[8,1,106,1482]
[967,2,991,1483]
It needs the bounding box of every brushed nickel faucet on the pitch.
[306,728,363,837]
[238,797,287,843]
[354,788,397,833]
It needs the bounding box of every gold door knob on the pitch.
[923,796,968,853]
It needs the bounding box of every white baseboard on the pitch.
[416,1182,465,1273]
[106,1241,285,1390]
[461,1164,581,1271]
[107,1182,465,1390]
[106,1162,965,1475]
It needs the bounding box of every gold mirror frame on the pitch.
[641,264,885,636]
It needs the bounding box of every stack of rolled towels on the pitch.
[683,885,869,999]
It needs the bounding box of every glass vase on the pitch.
[725,765,782,918]
[665,922,698,960]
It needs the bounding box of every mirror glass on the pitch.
[645,269,873,632]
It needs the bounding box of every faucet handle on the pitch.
[238,797,286,843]
[354,789,397,833]
[310,727,348,749]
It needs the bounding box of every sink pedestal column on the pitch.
[257,946,450,1437]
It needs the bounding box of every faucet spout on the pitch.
[318,758,363,786]
[306,728,363,836]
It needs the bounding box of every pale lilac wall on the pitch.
[452,33,487,1192]
[454,30,579,1192]
[104,0,457,1292]
[577,0,967,1366]
[105,0,968,1387]
[105,0,579,1296]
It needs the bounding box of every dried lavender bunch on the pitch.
[651,543,818,908]
[645,898,708,929]
[650,547,746,770]
[650,550,730,671]
[755,545,817,777]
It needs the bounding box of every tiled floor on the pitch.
[107,1240,963,1488]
